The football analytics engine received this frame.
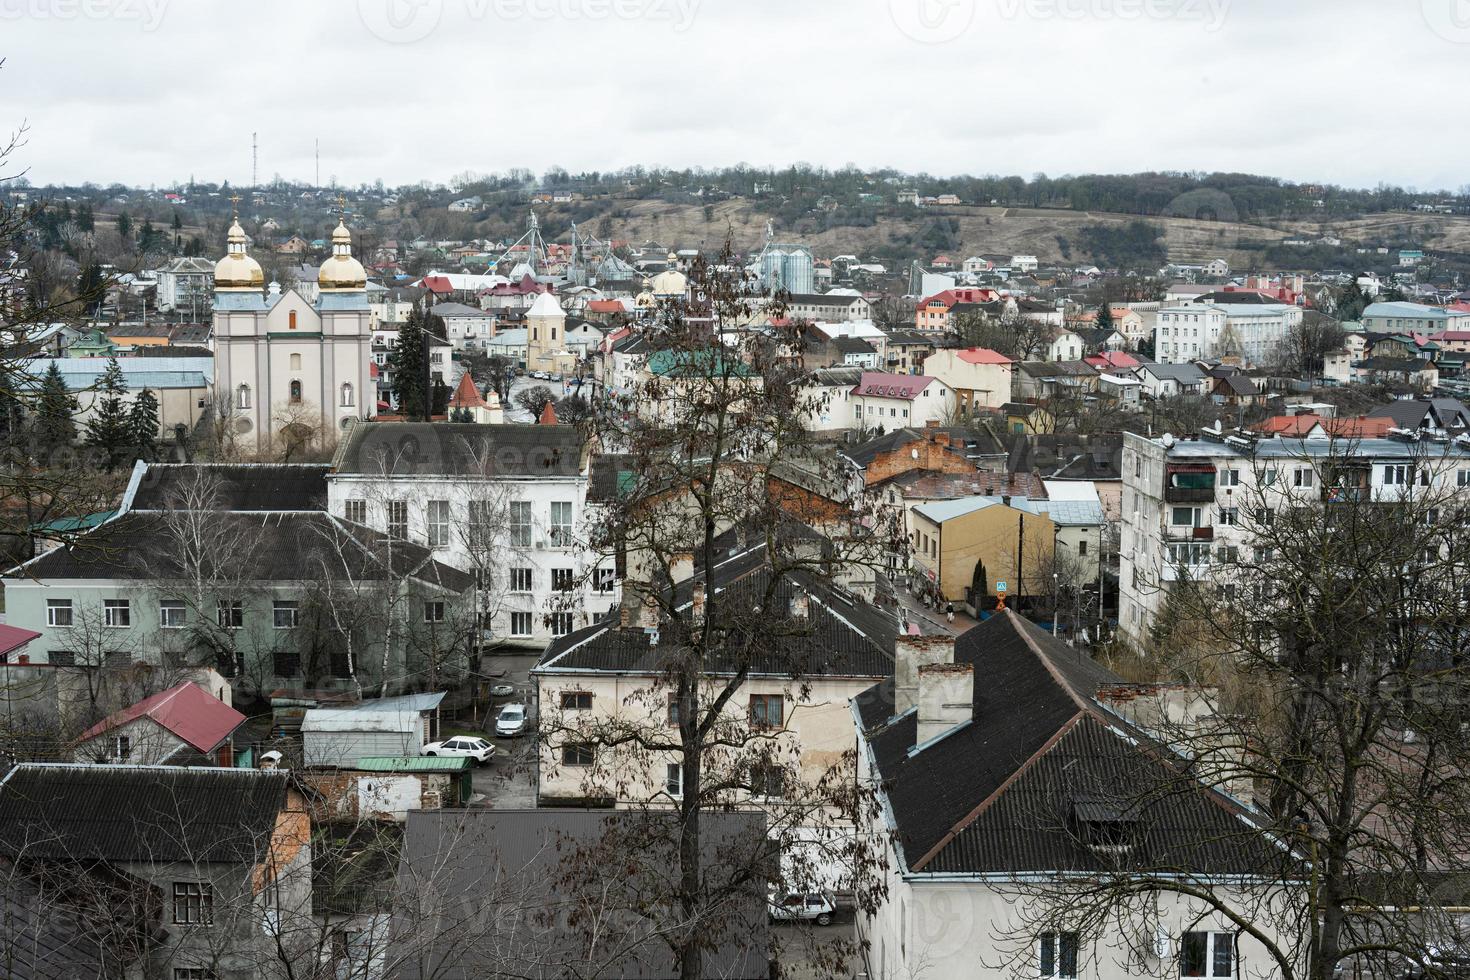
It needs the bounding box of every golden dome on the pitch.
[318,219,367,291]
[214,219,265,290]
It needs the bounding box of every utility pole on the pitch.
[251,132,258,195]
[1016,511,1025,610]
[315,138,320,190]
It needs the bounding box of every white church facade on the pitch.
[212,209,374,456]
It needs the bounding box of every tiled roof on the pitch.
[129,463,329,512]
[333,422,584,478]
[0,763,288,864]
[955,347,1012,365]
[855,612,1284,875]
[852,372,936,400]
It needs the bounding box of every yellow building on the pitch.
[908,496,1056,608]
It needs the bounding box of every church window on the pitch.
[289,380,302,403]
[341,383,354,408]
[237,384,251,410]
[290,353,302,371]
[288,310,297,330]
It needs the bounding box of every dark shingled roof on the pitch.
[11,512,473,591]
[538,546,897,679]
[129,463,330,512]
[855,611,1286,876]
[0,763,289,864]
[841,425,1007,469]
[395,809,770,980]
[1005,433,1123,481]
[333,422,585,478]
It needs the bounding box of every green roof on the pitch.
[647,348,753,379]
[353,755,472,772]
[29,511,115,535]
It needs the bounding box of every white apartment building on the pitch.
[850,372,955,430]
[1153,304,1303,367]
[327,421,616,649]
[785,292,871,322]
[429,301,499,351]
[1117,431,1470,643]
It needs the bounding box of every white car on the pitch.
[768,892,835,927]
[495,703,530,738]
[421,736,495,764]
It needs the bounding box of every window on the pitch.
[1221,468,1241,487]
[509,501,532,547]
[560,691,593,711]
[1217,507,1239,526]
[110,733,132,761]
[1385,464,1409,486]
[237,383,251,410]
[344,499,367,524]
[561,742,595,766]
[595,567,616,593]
[750,763,786,799]
[159,600,186,629]
[48,650,75,666]
[467,498,496,528]
[387,500,408,540]
[216,599,243,629]
[1292,467,1314,488]
[105,651,130,670]
[510,567,533,593]
[665,762,683,797]
[426,500,450,547]
[549,502,573,546]
[341,382,354,407]
[174,969,216,980]
[46,598,73,627]
[552,568,574,592]
[1039,931,1079,979]
[1077,540,1088,556]
[749,694,783,730]
[172,882,213,926]
[1180,931,1234,978]
[548,612,574,636]
[104,599,131,628]
[510,611,533,637]
[667,694,681,727]
[424,601,445,623]
[273,600,299,629]
[1458,469,1470,488]
[1170,507,1200,528]
[273,650,302,676]
[288,310,298,330]
[289,379,302,403]
[289,352,302,371]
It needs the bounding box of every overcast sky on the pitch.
[2,0,1468,191]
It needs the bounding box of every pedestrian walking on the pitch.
[946,602,954,624]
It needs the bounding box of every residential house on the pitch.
[908,495,1057,609]
[881,329,936,375]
[1046,328,1085,362]
[922,347,1014,411]
[1136,362,1208,399]
[534,546,895,808]
[430,301,499,350]
[798,366,864,434]
[0,764,313,980]
[72,679,245,766]
[1209,372,1263,407]
[1013,361,1100,402]
[833,335,880,368]
[785,292,871,322]
[1365,397,1470,437]
[1005,433,1125,520]
[855,616,1292,980]
[154,256,215,314]
[850,372,956,430]
[1356,357,1439,391]
[327,421,612,649]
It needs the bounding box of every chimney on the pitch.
[620,580,649,630]
[917,662,974,745]
[669,552,694,584]
[789,590,809,620]
[894,635,956,716]
[691,581,706,625]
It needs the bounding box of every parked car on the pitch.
[1403,941,1470,979]
[495,703,529,738]
[768,892,835,927]
[421,736,496,764]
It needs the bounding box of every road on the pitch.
[466,649,540,808]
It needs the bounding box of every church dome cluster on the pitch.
[215,204,365,293]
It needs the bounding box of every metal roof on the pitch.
[353,755,470,772]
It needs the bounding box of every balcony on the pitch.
[1165,465,1217,504]
[1165,525,1214,542]
[1164,486,1216,504]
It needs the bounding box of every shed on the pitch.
[355,755,473,805]
[302,693,445,768]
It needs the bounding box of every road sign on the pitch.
[996,580,1008,594]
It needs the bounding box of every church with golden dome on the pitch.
[212,201,374,455]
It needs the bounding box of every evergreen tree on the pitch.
[1097,302,1114,333]
[115,212,132,240]
[128,388,160,461]
[390,308,428,419]
[77,262,106,315]
[34,363,77,455]
[77,201,94,232]
[84,358,132,470]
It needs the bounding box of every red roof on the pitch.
[956,347,1012,365]
[852,372,936,400]
[0,624,40,659]
[421,276,453,294]
[448,371,487,410]
[587,299,624,314]
[1253,414,1395,438]
[539,401,560,425]
[1084,350,1140,369]
[78,681,246,754]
